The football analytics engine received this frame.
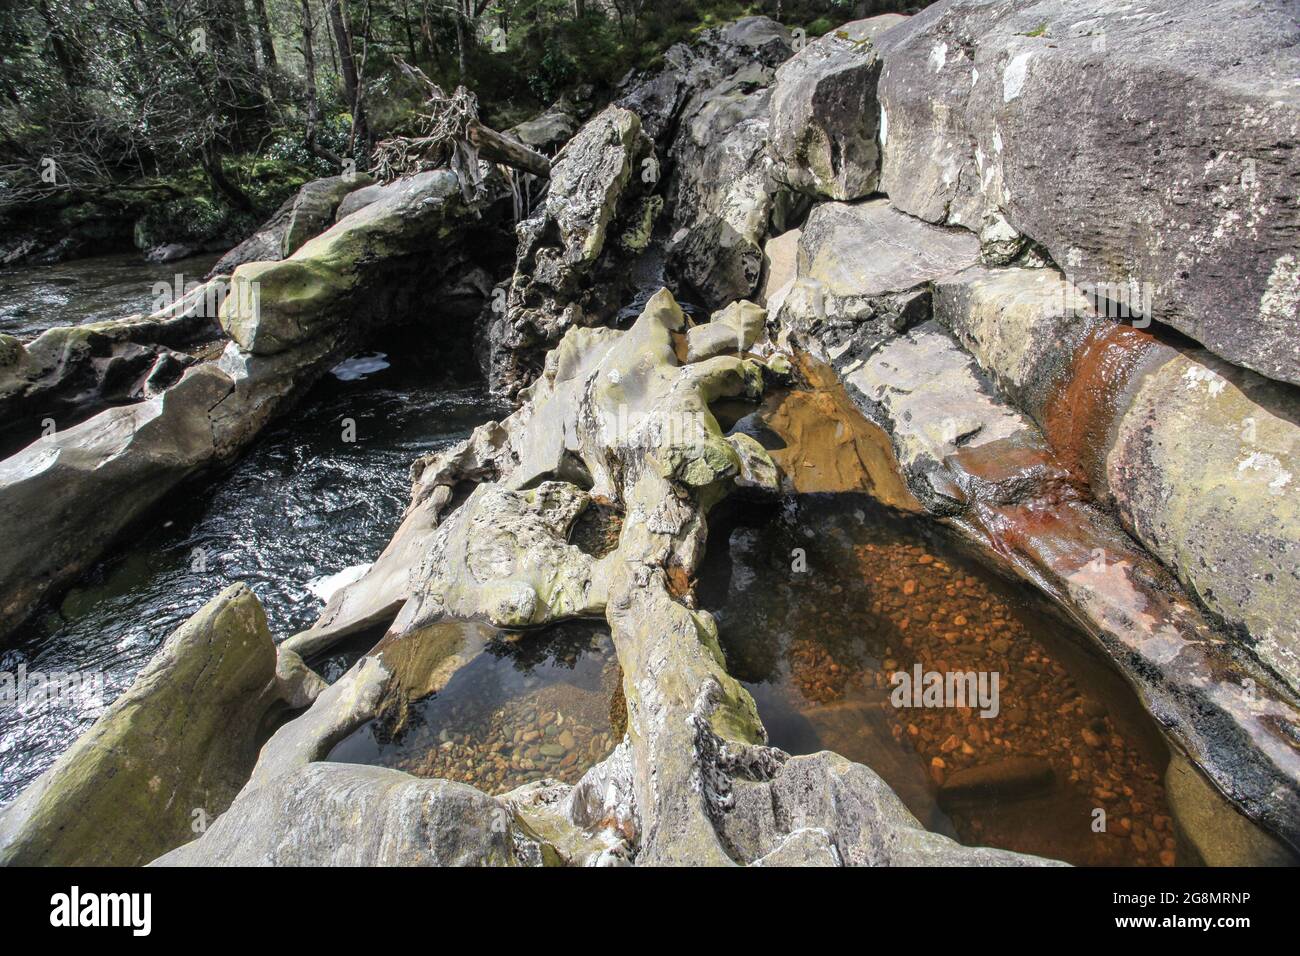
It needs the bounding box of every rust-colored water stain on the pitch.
[1042,324,1158,489]
[760,355,922,511]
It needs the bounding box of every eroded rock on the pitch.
[875,0,1300,385]
[768,15,906,201]
[0,584,289,865]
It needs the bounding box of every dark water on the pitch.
[328,620,622,794]
[0,330,507,807]
[0,251,222,339]
[698,494,1187,867]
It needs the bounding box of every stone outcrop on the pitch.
[7,8,1300,870]
[0,166,502,641]
[767,15,906,201]
[0,275,229,451]
[165,288,1060,867]
[153,763,541,866]
[934,265,1300,693]
[489,106,655,394]
[617,17,794,147]
[208,174,374,277]
[220,170,484,355]
[771,198,979,350]
[872,0,1300,385]
[666,71,782,309]
[0,584,292,866]
[777,286,1300,850]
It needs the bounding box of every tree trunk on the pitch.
[201,142,255,212]
[468,122,551,179]
[300,0,342,167]
[326,0,368,147]
[252,0,279,69]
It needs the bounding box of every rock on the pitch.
[778,311,1300,851]
[0,363,235,639]
[768,15,907,201]
[875,0,1300,385]
[275,648,328,710]
[221,170,483,356]
[758,228,800,308]
[934,265,1300,694]
[209,174,374,276]
[1107,349,1300,693]
[751,827,843,866]
[0,277,228,448]
[393,481,611,632]
[723,751,1063,866]
[492,106,653,394]
[938,756,1055,807]
[778,199,979,340]
[618,17,793,146]
[667,72,780,307]
[844,320,1027,500]
[1165,753,1297,866]
[152,763,544,866]
[684,300,766,362]
[144,241,200,263]
[0,584,288,865]
[727,432,779,493]
[507,102,579,151]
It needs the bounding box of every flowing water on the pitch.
[0,295,507,806]
[0,251,222,339]
[0,253,1275,866]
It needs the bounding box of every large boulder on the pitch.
[934,265,1300,694]
[0,584,289,865]
[725,751,1060,866]
[874,0,1300,385]
[220,170,484,355]
[0,364,233,639]
[0,276,229,449]
[667,73,781,307]
[208,174,374,276]
[152,763,539,866]
[491,106,654,394]
[774,199,979,351]
[767,15,907,201]
[617,17,794,147]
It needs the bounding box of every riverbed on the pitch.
[0,254,506,804]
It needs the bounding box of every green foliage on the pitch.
[0,0,925,251]
[133,196,228,248]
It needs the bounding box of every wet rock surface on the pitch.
[3,8,1298,869]
[0,584,291,865]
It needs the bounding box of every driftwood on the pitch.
[467,122,551,179]
[372,59,551,192]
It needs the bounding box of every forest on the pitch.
[0,0,910,257]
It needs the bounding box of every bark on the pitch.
[201,142,255,212]
[252,0,279,69]
[326,0,369,146]
[300,0,343,167]
[468,122,551,179]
